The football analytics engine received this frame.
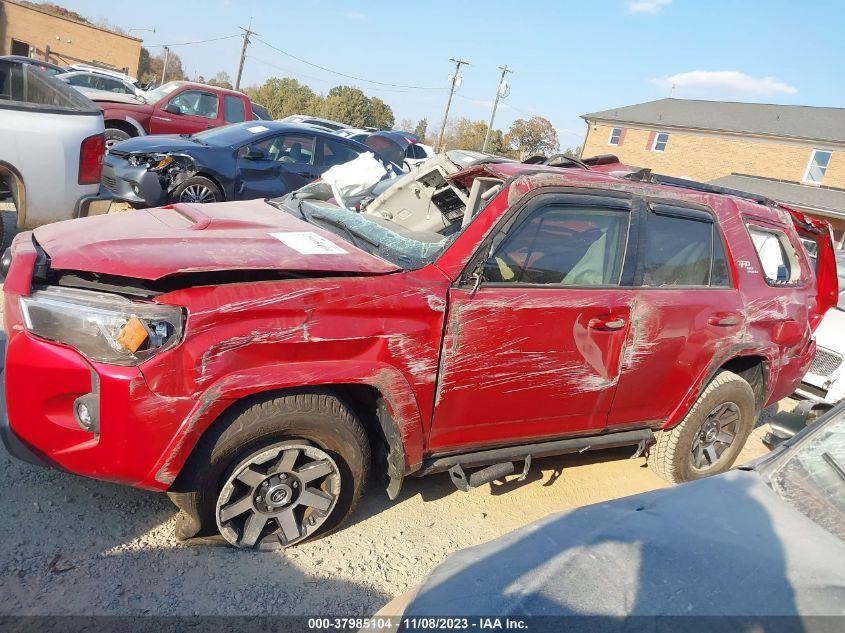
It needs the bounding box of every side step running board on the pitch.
[423,428,655,491]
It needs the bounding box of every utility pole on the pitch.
[482,65,512,153]
[235,22,255,91]
[160,46,170,85]
[435,58,470,153]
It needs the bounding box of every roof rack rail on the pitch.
[622,171,776,207]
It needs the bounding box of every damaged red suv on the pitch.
[1,159,839,549]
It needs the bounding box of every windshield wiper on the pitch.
[822,452,845,483]
[310,213,381,250]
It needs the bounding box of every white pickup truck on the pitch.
[0,58,111,249]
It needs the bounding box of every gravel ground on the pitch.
[0,200,788,616]
[0,417,777,616]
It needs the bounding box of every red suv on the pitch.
[95,81,262,149]
[1,162,838,549]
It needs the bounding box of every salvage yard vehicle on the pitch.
[59,70,146,99]
[0,57,108,249]
[1,160,838,550]
[95,80,260,149]
[101,122,402,206]
[381,402,845,625]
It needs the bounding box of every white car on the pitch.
[59,70,145,99]
[336,128,435,168]
[796,251,845,406]
[66,64,147,91]
[0,59,111,249]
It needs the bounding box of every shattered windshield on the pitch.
[769,411,845,540]
[270,197,452,269]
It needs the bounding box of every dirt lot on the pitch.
[0,414,776,616]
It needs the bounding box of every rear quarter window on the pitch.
[748,226,804,285]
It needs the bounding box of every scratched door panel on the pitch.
[429,287,636,452]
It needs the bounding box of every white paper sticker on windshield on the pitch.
[270,232,348,255]
[247,125,269,133]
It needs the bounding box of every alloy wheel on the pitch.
[216,443,341,549]
[690,402,740,471]
[179,184,217,204]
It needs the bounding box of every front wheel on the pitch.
[171,176,223,204]
[648,370,756,483]
[168,391,370,549]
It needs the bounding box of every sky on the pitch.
[67,0,844,149]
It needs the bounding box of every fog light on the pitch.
[132,184,141,196]
[73,394,99,433]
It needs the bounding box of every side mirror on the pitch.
[163,103,182,115]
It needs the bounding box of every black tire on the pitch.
[648,370,756,483]
[0,209,17,251]
[168,390,370,548]
[104,127,131,149]
[170,176,223,204]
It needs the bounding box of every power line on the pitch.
[251,35,447,91]
[144,34,241,48]
[482,64,513,152]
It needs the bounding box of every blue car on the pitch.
[101,121,404,206]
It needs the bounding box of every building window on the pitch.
[10,39,31,57]
[652,132,669,152]
[608,127,623,146]
[804,150,832,184]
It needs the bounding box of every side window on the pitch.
[748,227,802,284]
[68,74,94,87]
[319,137,360,167]
[483,205,629,286]
[168,90,219,119]
[224,95,246,123]
[251,134,317,164]
[99,77,131,94]
[641,212,714,287]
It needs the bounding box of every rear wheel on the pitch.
[168,390,370,549]
[104,128,131,150]
[648,370,756,483]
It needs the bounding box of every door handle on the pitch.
[708,314,740,327]
[588,317,626,331]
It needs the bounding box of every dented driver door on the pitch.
[429,194,637,453]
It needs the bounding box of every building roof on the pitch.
[1,0,142,42]
[710,173,845,218]
[582,98,845,144]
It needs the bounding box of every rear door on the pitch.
[150,87,221,134]
[607,201,744,430]
[430,192,636,453]
[315,135,364,172]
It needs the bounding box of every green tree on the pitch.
[245,77,322,119]
[321,86,371,127]
[441,118,506,154]
[413,118,428,142]
[207,71,233,90]
[505,116,559,159]
[366,96,395,129]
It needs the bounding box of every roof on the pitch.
[582,98,845,144]
[710,173,845,218]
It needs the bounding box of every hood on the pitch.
[107,135,208,155]
[33,199,400,281]
[95,97,153,113]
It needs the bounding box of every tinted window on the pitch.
[66,73,93,87]
[749,227,801,284]
[320,137,360,167]
[711,230,731,287]
[483,205,629,285]
[224,95,246,123]
[641,213,713,286]
[168,90,218,119]
[0,61,98,113]
[98,76,132,94]
[252,134,316,164]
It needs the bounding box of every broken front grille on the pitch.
[810,347,843,377]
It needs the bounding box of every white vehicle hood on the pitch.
[815,308,845,353]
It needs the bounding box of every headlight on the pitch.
[20,287,183,366]
[127,153,173,170]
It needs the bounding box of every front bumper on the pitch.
[101,155,167,207]
[2,330,196,489]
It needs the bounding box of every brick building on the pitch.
[0,0,141,76]
[580,98,845,248]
